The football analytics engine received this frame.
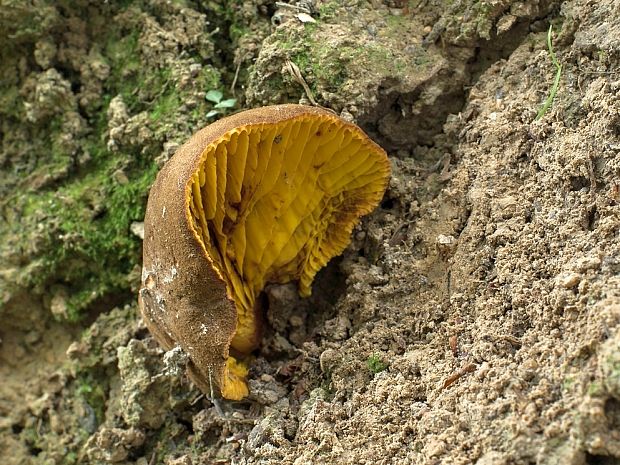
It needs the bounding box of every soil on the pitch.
[1,1,619,464]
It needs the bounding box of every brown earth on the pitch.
[1,1,619,464]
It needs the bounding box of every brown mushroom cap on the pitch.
[139,104,390,400]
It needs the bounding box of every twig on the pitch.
[275,2,311,13]
[284,59,318,106]
[230,60,242,97]
[442,362,476,389]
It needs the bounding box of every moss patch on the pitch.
[0,0,234,319]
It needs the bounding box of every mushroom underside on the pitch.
[187,114,388,399]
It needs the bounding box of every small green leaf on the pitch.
[367,354,388,375]
[535,25,563,121]
[214,98,237,109]
[205,89,223,104]
[206,109,220,118]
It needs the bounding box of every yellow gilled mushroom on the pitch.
[139,104,390,400]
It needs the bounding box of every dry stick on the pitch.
[284,59,318,106]
[190,393,205,406]
[442,362,477,389]
[230,59,242,97]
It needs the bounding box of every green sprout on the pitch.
[205,89,237,119]
[367,354,388,375]
[536,25,563,120]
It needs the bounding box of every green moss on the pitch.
[0,81,21,119]
[263,73,287,98]
[280,30,352,93]
[386,12,407,29]
[318,1,340,20]
[561,375,575,391]
[271,15,428,99]
[150,91,181,122]
[365,44,409,75]
[197,65,222,91]
[76,371,108,425]
[104,28,143,111]
[0,1,235,320]
[470,1,498,40]
[58,164,156,318]
[0,1,269,459]
[229,22,248,43]
[367,354,388,375]
[20,426,42,452]
[0,2,59,44]
[604,352,620,392]
[212,0,249,46]
[12,135,158,319]
[587,381,604,397]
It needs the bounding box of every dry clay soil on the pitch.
[1,0,620,464]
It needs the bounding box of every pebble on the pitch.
[558,273,581,289]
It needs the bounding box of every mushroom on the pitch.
[139,104,390,400]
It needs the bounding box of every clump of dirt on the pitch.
[1,0,620,464]
[245,0,557,152]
